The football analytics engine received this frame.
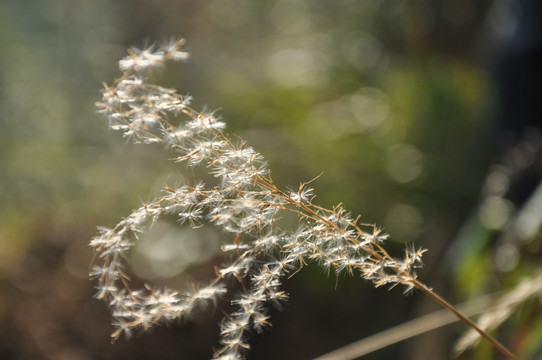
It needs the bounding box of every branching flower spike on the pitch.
[91,38,517,360]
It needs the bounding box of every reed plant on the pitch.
[90,39,517,360]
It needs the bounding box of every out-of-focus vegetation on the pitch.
[1,0,541,359]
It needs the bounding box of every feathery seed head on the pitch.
[91,38,426,359]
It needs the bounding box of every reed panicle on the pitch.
[90,38,517,360]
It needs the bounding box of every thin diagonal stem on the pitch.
[412,279,518,360]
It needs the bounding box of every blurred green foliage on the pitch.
[1,0,540,359]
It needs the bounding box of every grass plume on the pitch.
[90,38,517,360]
